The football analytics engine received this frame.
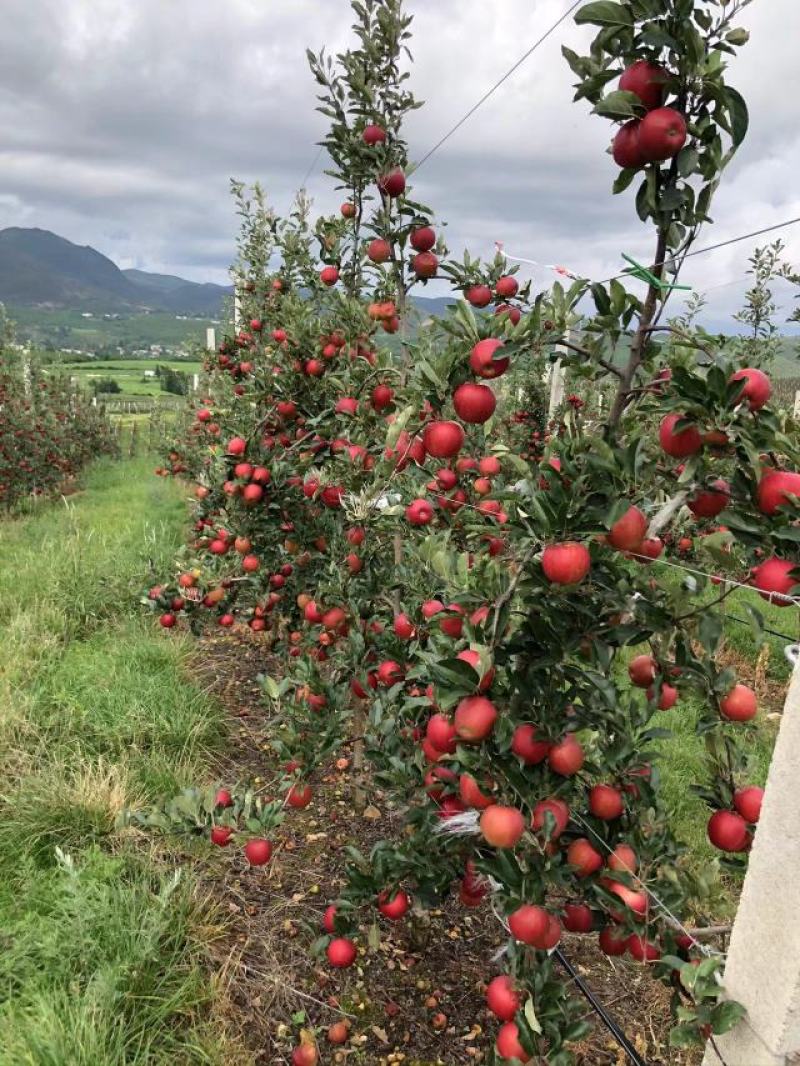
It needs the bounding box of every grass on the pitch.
[0,456,241,1065]
[635,581,795,903]
[61,359,203,400]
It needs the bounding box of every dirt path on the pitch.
[191,629,704,1066]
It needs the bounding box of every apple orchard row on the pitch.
[139,2,797,1062]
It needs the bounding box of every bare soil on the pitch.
[191,630,706,1066]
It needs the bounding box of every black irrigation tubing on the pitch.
[553,948,651,1066]
[724,612,798,647]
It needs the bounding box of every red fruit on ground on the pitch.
[244,838,272,866]
[326,937,357,968]
[214,788,233,808]
[322,904,337,933]
[291,1044,318,1066]
[210,826,233,846]
[287,784,313,808]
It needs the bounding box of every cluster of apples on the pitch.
[612,60,687,168]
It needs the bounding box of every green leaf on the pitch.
[593,90,641,119]
[613,167,639,195]
[711,1000,746,1035]
[724,86,749,148]
[574,2,634,27]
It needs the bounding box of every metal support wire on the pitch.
[554,948,651,1066]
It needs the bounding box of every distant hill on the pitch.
[0,228,232,315]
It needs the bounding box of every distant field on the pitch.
[59,358,203,399]
[9,307,221,353]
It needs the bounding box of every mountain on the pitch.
[0,228,232,315]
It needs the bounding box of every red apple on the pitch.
[511,724,550,765]
[734,786,764,824]
[454,695,497,742]
[608,506,647,551]
[751,557,798,606]
[730,367,771,410]
[469,338,509,379]
[719,683,757,722]
[612,119,645,168]
[486,974,522,1021]
[659,413,702,458]
[548,734,584,776]
[410,225,436,252]
[619,60,668,110]
[327,937,357,968]
[541,542,590,585]
[480,804,525,848]
[707,809,749,852]
[423,420,465,458]
[588,784,624,820]
[757,470,800,515]
[688,479,730,518]
[638,107,687,162]
[453,382,496,423]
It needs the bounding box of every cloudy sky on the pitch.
[2,0,798,328]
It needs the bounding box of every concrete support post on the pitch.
[703,656,800,1066]
[793,390,800,420]
[206,327,216,352]
[547,332,568,418]
[233,292,242,332]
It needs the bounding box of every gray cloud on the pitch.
[1,0,798,330]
